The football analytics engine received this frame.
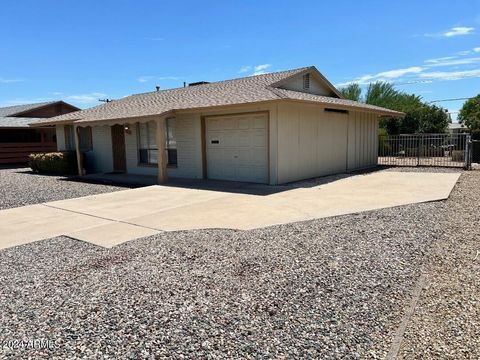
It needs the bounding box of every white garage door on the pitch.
[206,113,268,183]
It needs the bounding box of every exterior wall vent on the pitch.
[303,73,310,90]
[325,108,349,114]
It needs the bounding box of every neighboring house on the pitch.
[0,101,79,165]
[448,122,468,134]
[35,66,403,185]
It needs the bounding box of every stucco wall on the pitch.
[91,125,113,173]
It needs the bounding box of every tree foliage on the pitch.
[458,94,480,130]
[338,81,450,135]
[339,83,361,101]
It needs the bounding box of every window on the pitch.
[166,118,177,166]
[64,125,75,150]
[79,126,92,151]
[303,73,310,90]
[137,119,177,166]
[43,128,57,143]
[137,121,158,165]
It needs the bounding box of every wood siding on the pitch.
[276,102,378,184]
[0,142,56,164]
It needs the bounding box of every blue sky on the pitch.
[1,0,479,121]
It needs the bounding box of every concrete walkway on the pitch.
[0,171,461,249]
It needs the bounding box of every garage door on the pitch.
[206,113,268,183]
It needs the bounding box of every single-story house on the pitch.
[34,66,403,185]
[448,122,468,135]
[0,101,79,164]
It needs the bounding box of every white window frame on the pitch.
[137,121,158,166]
[166,117,177,167]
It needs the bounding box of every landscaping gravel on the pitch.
[0,168,477,358]
[398,170,480,359]
[0,168,127,210]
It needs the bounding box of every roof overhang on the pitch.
[38,98,403,128]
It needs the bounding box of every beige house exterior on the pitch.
[36,66,402,185]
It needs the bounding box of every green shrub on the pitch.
[28,151,77,175]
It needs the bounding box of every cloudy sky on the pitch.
[1,0,479,121]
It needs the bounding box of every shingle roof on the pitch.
[269,88,404,115]
[35,66,403,126]
[0,101,59,128]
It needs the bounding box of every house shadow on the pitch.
[12,166,387,196]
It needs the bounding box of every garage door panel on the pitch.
[206,113,268,183]
[253,116,267,129]
[237,117,251,130]
[237,131,252,147]
[223,118,235,130]
[253,132,267,147]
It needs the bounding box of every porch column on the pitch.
[74,125,84,176]
[156,118,168,184]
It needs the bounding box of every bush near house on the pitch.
[28,151,77,175]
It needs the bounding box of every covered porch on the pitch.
[67,114,179,185]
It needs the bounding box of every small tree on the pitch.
[458,94,480,130]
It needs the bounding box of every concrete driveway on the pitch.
[0,170,460,249]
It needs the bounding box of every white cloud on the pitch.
[239,64,273,76]
[424,26,475,38]
[239,66,251,73]
[375,66,424,78]
[443,26,475,37]
[474,47,480,52]
[65,92,107,104]
[0,78,24,83]
[252,64,271,75]
[419,69,480,81]
[425,57,480,67]
[425,56,458,64]
[337,66,424,86]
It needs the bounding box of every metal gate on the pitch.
[472,140,480,166]
[378,133,471,169]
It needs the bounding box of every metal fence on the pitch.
[378,133,471,169]
[472,140,480,165]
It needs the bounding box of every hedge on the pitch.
[28,151,78,175]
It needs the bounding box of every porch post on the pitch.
[156,118,168,184]
[74,125,84,176]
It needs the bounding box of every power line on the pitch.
[427,97,474,104]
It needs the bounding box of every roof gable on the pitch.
[0,101,80,128]
[270,67,343,98]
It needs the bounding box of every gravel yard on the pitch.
[0,168,478,358]
[0,168,127,210]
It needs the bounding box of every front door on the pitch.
[111,124,127,172]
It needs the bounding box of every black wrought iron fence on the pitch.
[472,140,480,165]
[378,133,470,168]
